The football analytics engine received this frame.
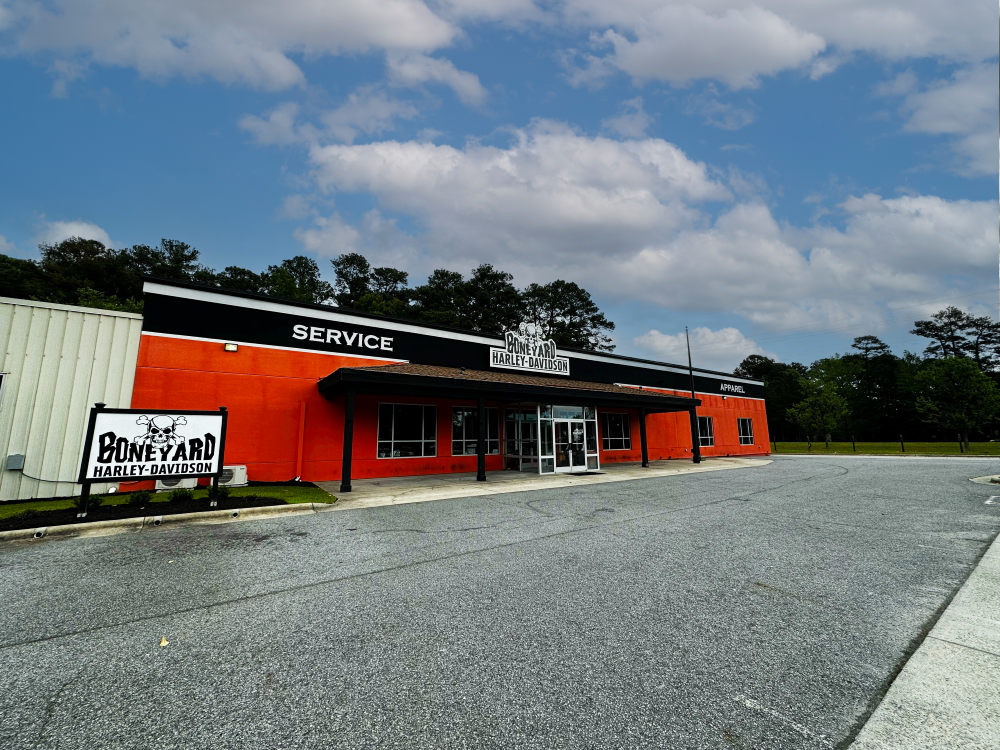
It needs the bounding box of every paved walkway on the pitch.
[316,456,770,511]
[851,528,1000,749]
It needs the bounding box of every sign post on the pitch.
[77,405,228,515]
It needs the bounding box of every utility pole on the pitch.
[686,326,696,399]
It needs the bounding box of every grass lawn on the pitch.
[0,484,335,521]
[772,442,1000,456]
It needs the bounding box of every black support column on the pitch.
[639,408,649,468]
[476,397,487,481]
[688,407,702,464]
[340,390,356,493]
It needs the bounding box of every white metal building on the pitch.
[0,297,143,501]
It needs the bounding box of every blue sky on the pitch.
[1,1,997,371]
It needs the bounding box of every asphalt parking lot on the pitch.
[1,456,998,749]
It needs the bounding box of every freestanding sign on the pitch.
[76,404,228,517]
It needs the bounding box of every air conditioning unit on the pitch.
[218,465,248,487]
[155,477,199,492]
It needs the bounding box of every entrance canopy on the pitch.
[319,363,700,413]
[320,364,704,493]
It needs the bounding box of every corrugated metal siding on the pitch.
[0,298,143,501]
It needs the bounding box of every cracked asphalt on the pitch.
[1,456,998,749]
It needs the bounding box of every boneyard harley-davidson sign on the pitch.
[490,331,570,376]
[78,407,227,483]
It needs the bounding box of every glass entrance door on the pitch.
[554,419,590,473]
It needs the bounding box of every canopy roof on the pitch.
[319,363,700,413]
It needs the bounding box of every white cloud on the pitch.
[589,5,825,89]
[634,327,778,373]
[240,88,420,146]
[896,63,998,176]
[4,0,456,92]
[557,1,996,89]
[386,54,487,106]
[0,234,18,255]
[601,97,653,138]
[295,125,997,330]
[307,120,730,271]
[35,220,112,247]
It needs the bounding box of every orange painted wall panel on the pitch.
[131,335,768,483]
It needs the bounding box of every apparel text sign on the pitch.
[490,331,570,376]
[78,408,227,483]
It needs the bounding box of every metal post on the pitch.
[476,397,487,482]
[210,475,220,507]
[639,408,649,467]
[340,390,355,493]
[77,483,92,519]
[852,435,856,452]
[688,408,702,464]
[899,435,905,453]
[77,401,106,518]
[958,433,964,453]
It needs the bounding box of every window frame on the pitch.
[376,403,438,459]
[738,418,754,446]
[452,406,500,456]
[698,415,715,447]
[600,411,633,451]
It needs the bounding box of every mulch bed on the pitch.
[0,495,289,533]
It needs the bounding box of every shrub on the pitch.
[9,508,40,523]
[126,489,154,505]
[167,488,195,503]
[70,493,104,511]
[210,485,231,501]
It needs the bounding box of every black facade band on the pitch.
[142,289,764,399]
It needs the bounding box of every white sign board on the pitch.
[78,408,227,483]
[490,331,570,376]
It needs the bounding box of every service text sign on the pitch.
[78,408,227,483]
[490,331,570,376]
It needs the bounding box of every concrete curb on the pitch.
[0,502,336,544]
[849,529,1000,749]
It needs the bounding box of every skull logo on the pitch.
[134,414,187,447]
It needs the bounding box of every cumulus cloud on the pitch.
[634,327,778,373]
[295,124,997,329]
[3,0,455,92]
[896,63,998,176]
[386,54,487,106]
[5,0,995,96]
[558,0,996,89]
[589,5,825,89]
[35,220,112,247]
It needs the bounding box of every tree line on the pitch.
[736,307,1000,446]
[0,238,615,351]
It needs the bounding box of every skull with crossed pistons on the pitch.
[134,414,187,448]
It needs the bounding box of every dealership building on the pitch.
[0,280,768,499]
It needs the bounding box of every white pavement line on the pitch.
[850,531,1000,750]
[734,694,834,748]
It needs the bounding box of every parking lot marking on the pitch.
[986,497,1000,505]
[734,694,834,748]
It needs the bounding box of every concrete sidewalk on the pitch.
[316,456,770,512]
[851,528,1000,749]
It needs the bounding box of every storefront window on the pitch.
[377,404,437,458]
[698,416,715,447]
[601,413,632,450]
[738,418,754,445]
[553,405,585,419]
[452,407,500,455]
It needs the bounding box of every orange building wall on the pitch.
[131,335,768,484]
